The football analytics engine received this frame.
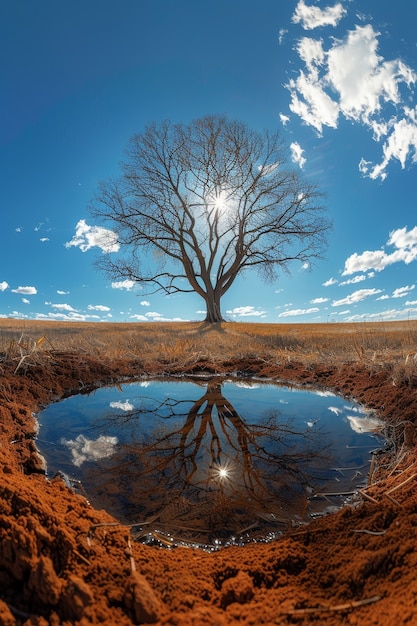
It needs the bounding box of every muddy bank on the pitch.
[1,353,417,625]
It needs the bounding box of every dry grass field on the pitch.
[2,317,417,626]
[2,317,417,375]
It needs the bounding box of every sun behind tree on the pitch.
[90,115,331,322]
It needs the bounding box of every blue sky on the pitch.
[2,0,417,324]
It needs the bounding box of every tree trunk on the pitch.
[204,292,224,323]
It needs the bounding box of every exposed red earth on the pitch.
[1,348,417,625]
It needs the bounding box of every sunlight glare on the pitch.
[209,189,227,213]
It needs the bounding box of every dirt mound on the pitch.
[1,353,417,625]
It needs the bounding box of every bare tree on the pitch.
[90,115,331,322]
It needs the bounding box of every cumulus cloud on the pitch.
[279,113,290,126]
[0,281,9,291]
[278,307,319,317]
[292,0,347,30]
[128,311,188,322]
[343,226,417,275]
[62,434,118,467]
[345,307,417,323]
[290,142,307,168]
[88,304,111,311]
[112,280,136,290]
[287,9,417,180]
[110,400,134,411]
[49,303,78,312]
[339,274,368,286]
[310,297,329,304]
[332,288,382,307]
[140,300,151,306]
[11,286,37,295]
[278,28,288,45]
[323,277,338,286]
[392,285,415,298]
[226,306,267,318]
[65,219,119,253]
[35,312,98,322]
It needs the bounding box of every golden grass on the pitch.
[1,317,417,381]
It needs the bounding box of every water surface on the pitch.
[37,378,385,548]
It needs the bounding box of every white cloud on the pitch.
[144,311,161,319]
[226,306,267,318]
[359,111,417,180]
[57,290,69,295]
[339,274,368,286]
[35,312,98,322]
[278,307,319,317]
[128,311,189,322]
[110,400,134,411]
[140,300,151,306]
[49,303,78,312]
[310,297,329,304]
[62,434,118,467]
[328,406,342,416]
[0,281,9,291]
[343,226,417,275]
[287,16,417,179]
[278,28,288,45]
[40,237,49,243]
[323,277,338,286]
[347,414,384,434]
[345,307,417,322]
[112,279,136,290]
[21,298,30,304]
[12,286,37,295]
[332,288,382,307]
[392,285,415,298]
[292,0,347,30]
[65,219,120,253]
[279,113,290,126]
[290,141,306,168]
[88,304,111,311]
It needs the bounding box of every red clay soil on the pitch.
[1,353,417,626]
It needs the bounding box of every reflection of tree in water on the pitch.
[85,381,331,542]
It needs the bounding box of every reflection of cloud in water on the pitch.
[110,400,134,411]
[345,405,366,414]
[314,390,336,397]
[62,434,118,467]
[347,415,384,434]
[234,382,260,389]
[328,406,343,416]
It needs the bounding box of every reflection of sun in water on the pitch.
[218,467,229,479]
[211,462,233,483]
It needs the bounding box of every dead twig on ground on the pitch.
[280,594,381,616]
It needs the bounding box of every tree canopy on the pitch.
[90,115,331,322]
